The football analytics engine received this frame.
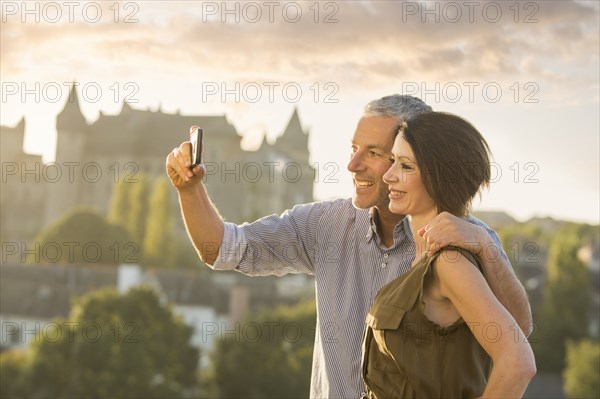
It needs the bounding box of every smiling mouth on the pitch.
[388,189,406,198]
[354,180,374,189]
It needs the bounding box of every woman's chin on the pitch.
[388,204,407,215]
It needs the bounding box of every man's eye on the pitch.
[368,151,380,157]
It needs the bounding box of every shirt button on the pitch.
[381,263,387,268]
[383,253,389,259]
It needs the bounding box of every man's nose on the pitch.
[347,152,365,173]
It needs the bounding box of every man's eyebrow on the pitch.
[350,142,387,150]
[366,144,387,151]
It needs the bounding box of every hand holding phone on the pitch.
[190,127,203,167]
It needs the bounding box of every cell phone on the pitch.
[190,127,203,167]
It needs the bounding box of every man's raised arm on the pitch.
[166,126,224,265]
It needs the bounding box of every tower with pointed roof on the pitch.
[272,107,310,165]
[44,83,89,225]
[273,107,313,207]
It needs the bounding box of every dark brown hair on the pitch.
[399,112,491,217]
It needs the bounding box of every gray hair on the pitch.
[363,94,432,121]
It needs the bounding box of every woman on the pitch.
[361,112,536,398]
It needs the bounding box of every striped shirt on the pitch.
[212,198,505,399]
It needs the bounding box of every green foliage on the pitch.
[32,207,133,265]
[109,175,152,251]
[204,300,317,398]
[174,235,207,270]
[143,177,175,268]
[5,286,199,398]
[107,179,131,227]
[0,349,31,397]
[127,174,152,248]
[533,225,591,372]
[563,339,600,399]
[107,176,191,269]
[498,222,547,246]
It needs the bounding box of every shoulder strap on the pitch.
[427,245,483,274]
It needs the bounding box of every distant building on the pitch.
[0,118,46,243]
[1,83,314,243]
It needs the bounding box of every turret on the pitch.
[46,82,88,227]
[56,82,87,133]
[273,107,309,164]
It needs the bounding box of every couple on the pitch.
[166,95,535,398]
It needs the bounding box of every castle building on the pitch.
[0,118,46,242]
[1,84,314,244]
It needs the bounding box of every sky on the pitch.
[1,0,599,224]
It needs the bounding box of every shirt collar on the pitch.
[365,207,410,245]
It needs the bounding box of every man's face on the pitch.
[347,116,398,210]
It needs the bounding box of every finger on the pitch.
[428,241,441,255]
[418,226,427,237]
[429,234,448,248]
[170,147,192,181]
[177,141,193,167]
[424,236,432,252]
[174,143,195,178]
[191,164,206,179]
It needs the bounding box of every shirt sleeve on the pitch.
[466,216,510,264]
[210,201,327,276]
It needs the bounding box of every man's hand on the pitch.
[418,212,489,256]
[166,126,206,190]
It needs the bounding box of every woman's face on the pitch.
[382,133,437,217]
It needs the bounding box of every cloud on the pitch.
[1,1,597,102]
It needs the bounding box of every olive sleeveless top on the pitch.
[361,247,492,398]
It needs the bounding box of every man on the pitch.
[166,95,532,398]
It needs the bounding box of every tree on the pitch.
[32,207,134,265]
[563,339,600,399]
[173,235,208,270]
[127,174,151,250]
[107,179,132,227]
[143,177,175,268]
[108,175,152,255]
[533,225,591,371]
[204,299,316,398]
[105,176,200,270]
[13,286,199,398]
[0,349,32,397]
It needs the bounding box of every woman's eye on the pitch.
[401,163,414,170]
